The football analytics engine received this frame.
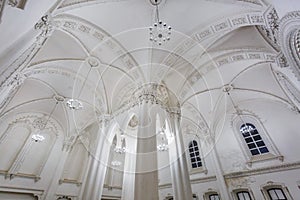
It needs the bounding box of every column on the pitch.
[211,143,231,200]
[44,140,70,200]
[134,102,159,200]
[81,116,111,200]
[168,112,193,200]
[121,134,137,200]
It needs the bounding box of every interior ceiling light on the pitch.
[67,59,96,110]
[149,0,171,45]
[157,127,168,152]
[32,96,62,142]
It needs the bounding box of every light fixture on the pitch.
[111,160,122,166]
[32,96,63,142]
[157,128,168,152]
[31,134,45,142]
[114,133,127,154]
[67,58,98,110]
[149,0,172,45]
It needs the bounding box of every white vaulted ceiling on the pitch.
[0,0,290,148]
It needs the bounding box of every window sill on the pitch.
[246,153,284,167]
[190,167,208,175]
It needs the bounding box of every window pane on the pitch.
[247,143,256,149]
[189,140,202,169]
[268,188,287,200]
[209,194,219,200]
[253,135,262,141]
[268,189,278,199]
[209,194,220,200]
[250,129,258,136]
[245,137,253,143]
[242,132,250,137]
[237,192,251,200]
[256,141,265,147]
[250,149,259,155]
[259,147,269,153]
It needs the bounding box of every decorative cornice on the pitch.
[224,161,300,179]
[158,176,217,189]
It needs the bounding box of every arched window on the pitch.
[240,123,269,156]
[236,191,252,200]
[188,140,202,169]
[267,188,287,200]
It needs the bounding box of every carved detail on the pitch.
[57,195,72,200]
[257,7,280,51]
[8,0,27,9]
[35,14,54,38]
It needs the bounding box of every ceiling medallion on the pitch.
[149,0,171,45]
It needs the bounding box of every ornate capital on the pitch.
[276,52,289,68]
[35,14,54,40]
[132,83,169,106]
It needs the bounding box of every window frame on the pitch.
[232,188,255,200]
[203,190,221,200]
[232,114,283,166]
[188,140,203,169]
[236,191,252,200]
[184,134,207,174]
[261,182,293,200]
[240,123,269,156]
[267,188,287,200]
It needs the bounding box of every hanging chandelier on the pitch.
[32,96,63,142]
[157,128,169,152]
[114,132,127,154]
[149,0,172,45]
[66,58,98,110]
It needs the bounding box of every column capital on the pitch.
[98,114,111,126]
